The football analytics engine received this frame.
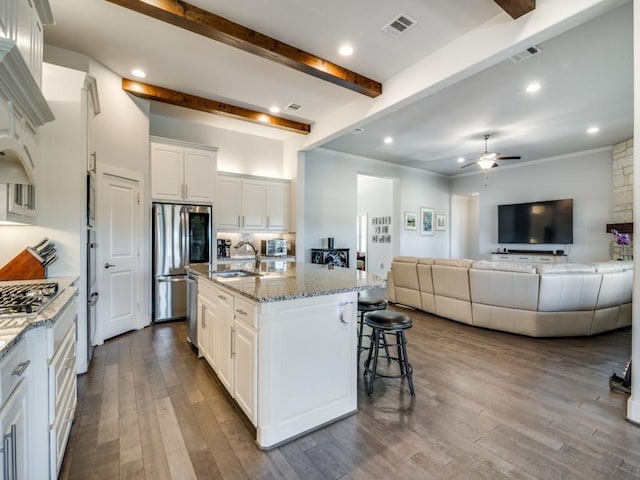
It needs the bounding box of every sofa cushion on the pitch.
[470,268,539,311]
[434,258,474,268]
[536,263,596,274]
[591,261,632,273]
[472,260,536,274]
[432,264,471,301]
[390,258,421,309]
[393,256,421,263]
[538,272,602,311]
[596,269,633,308]
[417,258,436,265]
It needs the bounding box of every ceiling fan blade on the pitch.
[460,162,477,168]
[496,156,521,160]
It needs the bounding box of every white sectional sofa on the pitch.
[386,257,632,337]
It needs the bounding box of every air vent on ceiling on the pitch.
[351,128,365,135]
[284,103,302,112]
[509,45,541,63]
[382,13,417,39]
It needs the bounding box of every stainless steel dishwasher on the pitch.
[186,272,198,348]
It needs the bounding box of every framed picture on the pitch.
[404,211,417,230]
[436,214,447,231]
[420,207,434,236]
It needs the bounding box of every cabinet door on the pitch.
[233,320,257,425]
[151,143,184,201]
[216,175,242,230]
[241,180,266,230]
[0,380,28,480]
[215,289,234,394]
[184,148,215,203]
[265,181,288,231]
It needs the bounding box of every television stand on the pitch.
[491,251,567,264]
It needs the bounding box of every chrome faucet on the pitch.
[233,240,261,270]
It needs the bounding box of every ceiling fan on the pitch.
[461,135,521,170]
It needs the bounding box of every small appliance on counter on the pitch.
[261,239,287,257]
[217,238,231,258]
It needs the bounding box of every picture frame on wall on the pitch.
[436,214,447,231]
[420,207,434,236]
[404,211,417,230]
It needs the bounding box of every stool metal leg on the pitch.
[400,331,415,397]
[396,331,404,375]
[367,329,381,396]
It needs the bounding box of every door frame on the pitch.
[95,164,146,345]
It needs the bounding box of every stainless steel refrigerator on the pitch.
[152,203,212,324]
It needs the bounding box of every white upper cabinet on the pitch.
[150,138,217,203]
[265,181,289,231]
[0,0,54,185]
[216,175,242,230]
[216,172,289,232]
[241,179,266,231]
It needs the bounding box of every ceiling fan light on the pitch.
[477,159,495,170]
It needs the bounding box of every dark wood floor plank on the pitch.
[61,311,638,480]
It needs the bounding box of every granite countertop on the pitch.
[0,277,78,360]
[187,262,386,303]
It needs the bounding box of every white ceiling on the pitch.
[43,0,633,176]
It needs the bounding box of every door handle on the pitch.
[104,263,115,269]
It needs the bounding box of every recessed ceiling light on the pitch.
[338,44,354,56]
[269,106,280,113]
[384,136,393,144]
[258,114,269,123]
[457,157,465,163]
[526,82,541,93]
[131,69,146,78]
[587,126,600,134]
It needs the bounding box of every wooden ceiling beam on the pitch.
[106,0,382,98]
[493,0,535,19]
[122,78,311,134]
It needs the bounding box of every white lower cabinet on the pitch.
[0,338,29,480]
[197,280,357,446]
[197,282,257,425]
[27,294,78,479]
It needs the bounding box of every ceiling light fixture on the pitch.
[258,114,269,123]
[457,157,465,163]
[384,136,393,144]
[269,106,280,113]
[526,82,541,93]
[131,69,146,78]
[587,126,600,134]
[338,45,354,56]
[477,159,495,170]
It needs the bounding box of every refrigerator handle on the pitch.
[181,207,189,265]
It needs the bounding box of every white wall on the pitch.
[304,148,451,270]
[450,148,613,262]
[150,115,285,178]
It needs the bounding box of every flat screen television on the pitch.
[498,199,573,244]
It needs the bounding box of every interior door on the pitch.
[100,171,141,340]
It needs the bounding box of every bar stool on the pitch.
[363,310,415,397]
[357,292,388,364]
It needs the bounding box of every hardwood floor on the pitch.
[59,306,640,480]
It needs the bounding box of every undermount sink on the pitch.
[211,269,261,278]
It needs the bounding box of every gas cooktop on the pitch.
[0,282,60,318]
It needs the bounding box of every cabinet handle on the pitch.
[231,327,235,357]
[11,360,30,377]
[201,304,206,329]
[64,406,75,424]
[237,215,240,228]
[64,356,76,370]
[217,295,227,301]
[236,308,247,316]
[267,216,270,229]
[184,184,188,199]
[340,301,354,325]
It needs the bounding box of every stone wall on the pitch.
[612,138,634,259]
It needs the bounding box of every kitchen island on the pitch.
[187,261,386,449]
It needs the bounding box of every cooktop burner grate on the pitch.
[0,282,60,317]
